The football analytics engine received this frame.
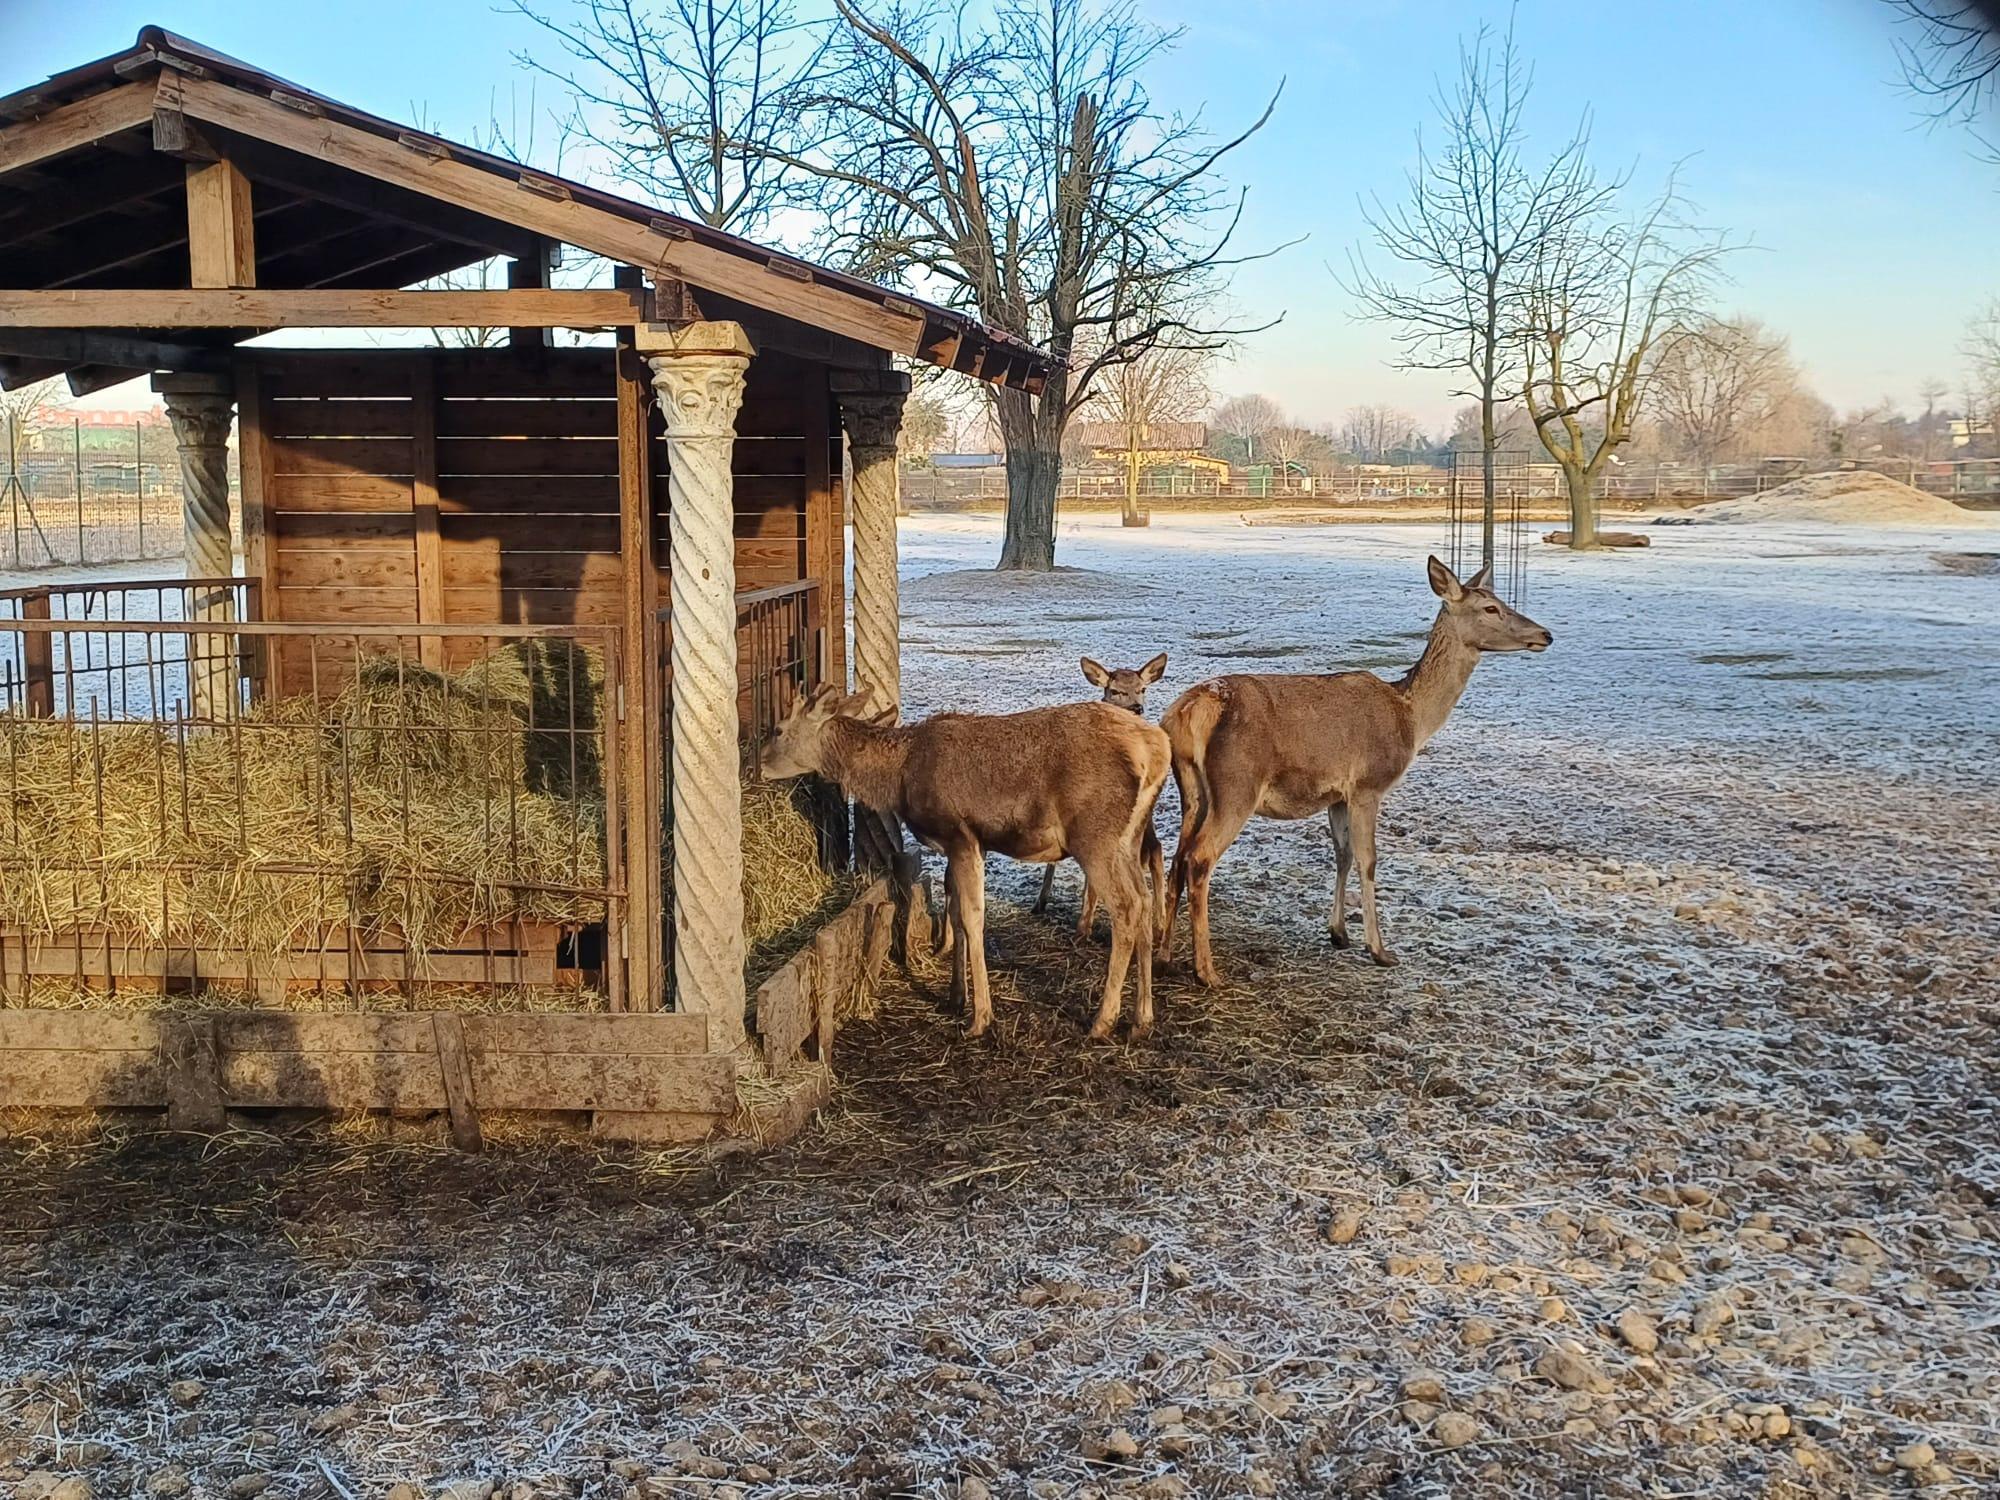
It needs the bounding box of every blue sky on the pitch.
[4,0,1995,431]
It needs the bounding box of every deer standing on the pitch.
[1034,653,1169,934]
[1158,556,1552,984]
[760,687,1170,1039]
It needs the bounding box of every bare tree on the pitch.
[1345,19,1606,567]
[1885,0,2000,159]
[1967,296,2000,422]
[766,0,1281,570]
[1649,316,1795,468]
[1337,403,1421,464]
[1520,173,1733,548]
[1081,334,1213,523]
[1207,393,1282,462]
[897,389,950,463]
[510,0,827,233]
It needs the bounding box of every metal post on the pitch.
[73,417,84,566]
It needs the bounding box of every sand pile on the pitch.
[1688,470,1981,525]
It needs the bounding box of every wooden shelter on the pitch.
[0,28,1054,1143]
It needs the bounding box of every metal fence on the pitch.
[901,455,2000,508]
[0,590,623,1007]
[0,414,209,572]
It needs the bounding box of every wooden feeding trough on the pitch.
[0,28,1054,1145]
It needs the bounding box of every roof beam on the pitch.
[0,287,645,328]
[0,82,155,177]
[190,129,543,262]
[0,328,227,371]
[0,153,175,246]
[166,73,928,357]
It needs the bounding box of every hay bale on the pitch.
[0,650,608,966]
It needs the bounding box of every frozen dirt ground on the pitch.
[3,514,1998,1500]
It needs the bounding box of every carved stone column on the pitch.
[833,371,910,872]
[154,372,236,717]
[834,373,910,715]
[643,322,754,1047]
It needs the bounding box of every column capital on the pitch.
[647,354,750,443]
[836,386,908,453]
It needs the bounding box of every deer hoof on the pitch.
[1369,948,1399,968]
[1328,926,1351,949]
[1129,1020,1154,1042]
[1085,1022,1117,1043]
[1195,964,1222,988]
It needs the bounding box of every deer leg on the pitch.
[1143,823,1167,938]
[1185,799,1254,988]
[1326,801,1355,948]
[1349,793,1397,967]
[949,846,994,1035]
[1083,850,1141,1041]
[1033,862,1055,915]
[1158,759,1202,962]
[1077,874,1099,937]
[946,865,970,1012]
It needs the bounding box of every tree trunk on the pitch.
[996,386,1061,571]
[1479,392,1497,571]
[1563,464,1600,549]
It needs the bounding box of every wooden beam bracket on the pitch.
[268,89,325,118]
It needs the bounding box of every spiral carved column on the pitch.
[835,373,910,873]
[155,374,237,719]
[646,324,754,1046]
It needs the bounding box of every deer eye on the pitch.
[1483,604,1501,614]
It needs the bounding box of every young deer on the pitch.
[760,687,1171,1039]
[1159,556,1552,984]
[1034,653,1169,932]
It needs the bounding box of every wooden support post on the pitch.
[184,156,257,288]
[233,358,275,693]
[431,1013,483,1151]
[409,356,444,668]
[163,1015,224,1132]
[19,591,53,717]
[616,284,664,1011]
[833,368,910,873]
[508,241,556,349]
[641,320,754,1048]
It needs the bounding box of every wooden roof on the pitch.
[0,26,1056,394]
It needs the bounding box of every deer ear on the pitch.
[1079,656,1109,688]
[1426,555,1463,602]
[1140,651,1168,684]
[1465,562,1495,593]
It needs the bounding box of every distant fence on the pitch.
[0,414,221,572]
[903,455,2000,509]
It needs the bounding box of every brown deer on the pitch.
[1158,556,1552,984]
[1034,652,1169,932]
[760,687,1171,1039]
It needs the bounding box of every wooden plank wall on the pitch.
[243,347,833,686]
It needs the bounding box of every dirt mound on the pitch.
[1690,470,1981,526]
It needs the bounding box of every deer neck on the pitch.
[1399,611,1481,746]
[819,717,910,814]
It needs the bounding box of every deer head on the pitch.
[760,684,892,780]
[1080,651,1169,714]
[1427,556,1553,654]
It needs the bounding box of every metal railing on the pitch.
[0,617,624,1007]
[655,578,827,774]
[0,576,263,721]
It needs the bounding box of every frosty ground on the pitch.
[3,514,1998,1499]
